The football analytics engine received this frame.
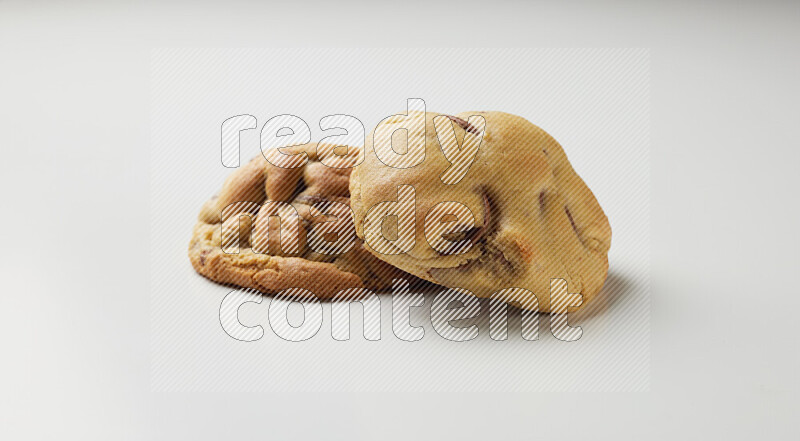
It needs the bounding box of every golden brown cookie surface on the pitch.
[189,143,412,299]
[349,111,611,312]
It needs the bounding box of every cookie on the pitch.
[189,143,413,299]
[349,111,611,312]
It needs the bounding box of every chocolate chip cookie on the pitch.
[349,111,611,312]
[189,143,413,298]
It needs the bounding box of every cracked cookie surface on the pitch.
[189,143,413,299]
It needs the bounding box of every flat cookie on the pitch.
[189,143,413,299]
[349,111,611,312]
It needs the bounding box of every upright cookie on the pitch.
[189,143,414,299]
[349,111,611,312]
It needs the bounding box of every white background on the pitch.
[1,1,798,440]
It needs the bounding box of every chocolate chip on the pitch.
[565,206,580,236]
[445,115,479,135]
[539,191,546,211]
[446,191,492,246]
[199,249,210,266]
